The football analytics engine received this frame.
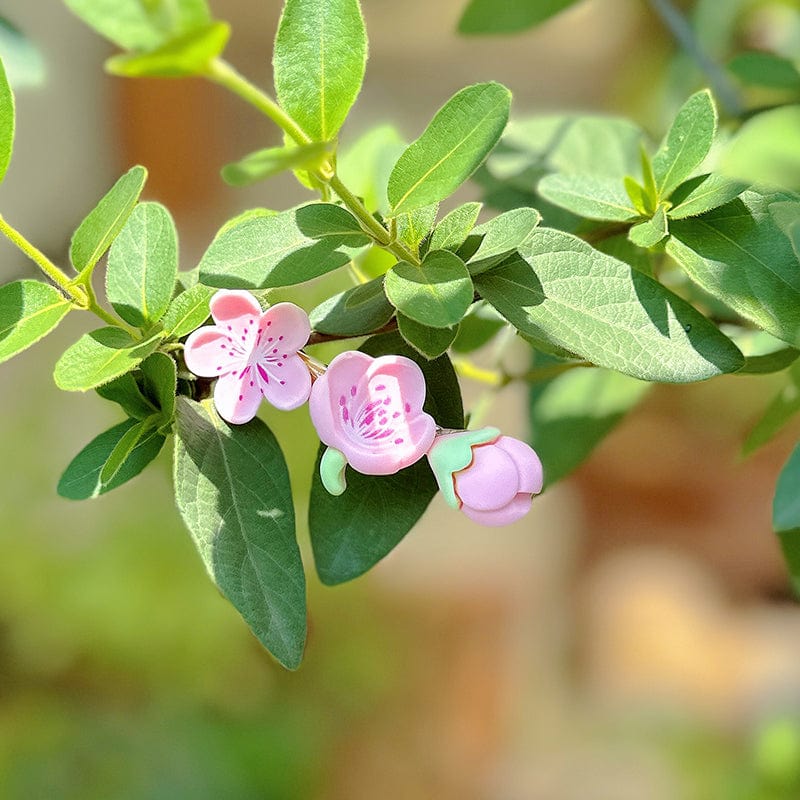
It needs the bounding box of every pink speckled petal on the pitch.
[367,356,428,415]
[213,370,262,424]
[494,436,544,495]
[259,302,310,353]
[184,327,237,377]
[209,289,262,325]
[260,354,312,411]
[454,442,519,512]
[461,493,533,527]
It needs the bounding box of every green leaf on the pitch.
[458,0,582,34]
[0,55,14,182]
[668,173,748,219]
[221,141,332,187]
[70,165,148,274]
[388,83,511,215]
[722,106,800,192]
[95,372,156,419]
[160,284,213,338]
[595,232,654,276]
[54,328,162,392]
[0,17,46,88]
[530,363,650,486]
[639,143,658,214]
[769,201,800,263]
[652,89,717,199]
[140,351,177,423]
[628,203,668,248]
[474,227,744,382]
[397,313,458,359]
[99,416,159,485]
[728,51,800,91]
[624,177,650,216]
[309,332,463,585]
[106,201,178,328]
[384,250,473,328]
[451,301,506,353]
[396,203,438,253]
[466,207,541,273]
[742,361,800,455]
[429,202,482,252]
[538,174,638,222]
[198,203,368,289]
[773,442,800,591]
[273,0,367,142]
[309,276,394,337]
[105,21,229,78]
[0,280,71,364]
[174,397,305,669]
[667,191,800,347]
[58,418,165,500]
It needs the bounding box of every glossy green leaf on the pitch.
[475,227,744,382]
[309,276,394,337]
[429,202,482,252]
[728,52,800,91]
[668,191,800,347]
[221,141,332,187]
[384,250,473,328]
[273,0,366,142]
[397,313,458,359]
[95,372,156,419]
[628,204,668,248]
[70,165,147,274]
[198,203,368,289]
[652,90,717,199]
[309,332,463,585]
[458,0,582,34]
[58,418,165,500]
[396,203,438,253]
[773,442,800,591]
[466,207,541,273]
[388,83,511,215]
[0,55,13,182]
[54,328,162,391]
[538,174,637,222]
[174,397,305,669]
[0,17,46,88]
[0,280,71,364]
[140,351,177,422]
[160,284,213,338]
[451,301,506,353]
[668,173,748,219]
[106,201,178,328]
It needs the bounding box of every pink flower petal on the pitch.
[184,327,238,377]
[210,289,262,325]
[454,442,519,512]
[367,356,427,416]
[213,370,263,424]
[461,493,533,527]
[260,354,312,411]
[494,436,543,495]
[259,302,311,353]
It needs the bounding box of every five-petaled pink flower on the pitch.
[309,351,436,486]
[184,289,312,424]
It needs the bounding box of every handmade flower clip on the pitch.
[184,289,312,424]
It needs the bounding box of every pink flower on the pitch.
[184,289,312,424]
[309,351,436,493]
[427,428,543,526]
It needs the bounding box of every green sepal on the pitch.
[319,447,347,496]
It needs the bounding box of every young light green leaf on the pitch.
[538,174,638,222]
[0,55,14,182]
[221,141,332,187]
[451,302,506,353]
[198,203,368,289]
[458,0,582,34]
[743,362,800,456]
[652,89,717,199]
[466,207,541,273]
[628,203,668,248]
[58,418,165,500]
[388,83,511,215]
[639,143,658,214]
[773,442,800,591]
[309,276,394,337]
[474,227,744,382]
[99,416,159,485]
[667,191,800,347]
[0,17,46,88]
[309,332,463,585]
[668,173,748,219]
[0,280,71,364]
[384,250,473,329]
[396,203,438,253]
[160,284,213,338]
[140,351,177,422]
[174,397,305,669]
[70,165,147,274]
[106,201,178,328]
[397,313,458,360]
[95,372,156,419]
[54,328,162,391]
[273,0,367,142]
[624,177,649,216]
[429,202,482,252]
[728,52,800,91]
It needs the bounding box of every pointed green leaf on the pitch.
[221,141,332,187]
[0,55,14,182]
[273,0,367,142]
[95,372,157,419]
[624,177,649,216]
[466,207,541,273]
[538,174,638,222]
[429,202,482,252]
[397,313,458,359]
[743,361,800,455]
[0,280,71,364]
[58,418,165,500]
[174,397,305,669]
[309,276,394,337]
[384,250,473,328]
[396,203,438,253]
[99,416,159,485]
[773,442,800,591]
[639,143,658,214]
[728,52,800,91]
[309,332,463,585]
[388,83,511,215]
[628,204,668,248]
[160,284,213,338]
[140,351,177,422]
[668,173,748,219]
[54,328,162,391]
[652,90,717,199]
[458,0,582,34]
[106,201,178,328]
[475,227,744,382]
[667,191,800,347]
[70,165,148,274]
[769,201,800,262]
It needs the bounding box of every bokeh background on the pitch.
[2,1,800,797]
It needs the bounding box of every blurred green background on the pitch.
[2,1,800,797]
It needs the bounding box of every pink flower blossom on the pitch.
[309,351,436,486]
[184,289,312,424]
[427,428,543,526]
